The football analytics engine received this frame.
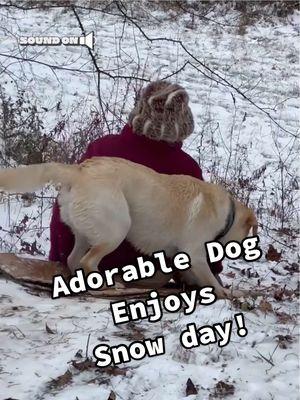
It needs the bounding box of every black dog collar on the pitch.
[214,197,236,242]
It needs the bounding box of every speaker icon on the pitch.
[79,32,95,50]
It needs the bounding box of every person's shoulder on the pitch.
[88,133,120,153]
[177,148,199,167]
[90,133,120,147]
[177,149,203,179]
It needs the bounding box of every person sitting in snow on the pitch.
[49,80,222,281]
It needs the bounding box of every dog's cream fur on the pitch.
[0,157,258,298]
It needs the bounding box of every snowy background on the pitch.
[0,1,299,399]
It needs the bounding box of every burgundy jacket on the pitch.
[49,124,222,274]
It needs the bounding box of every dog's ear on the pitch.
[245,210,258,236]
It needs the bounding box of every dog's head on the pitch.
[220,200,258,244]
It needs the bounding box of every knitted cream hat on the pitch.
[128,80,194,143]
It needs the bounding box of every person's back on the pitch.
[81,124,202,177]
[49,81,222,275]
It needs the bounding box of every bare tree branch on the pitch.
[71,4,111,132]
[0,52,150,81]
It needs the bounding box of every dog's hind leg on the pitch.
[67,232,89,274]
[74,189,132,275]
[79,242,120,274]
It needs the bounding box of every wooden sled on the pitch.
[0,253,182,299]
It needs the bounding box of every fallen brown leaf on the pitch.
[275,311,296,324]
[186,378,198,396]
[97,335,109,342]
[104,366,128,376]
[107,390,116,400]
[210,380,235,398]
[274,286,294,301]
[116,322,145,341]
[258,299,273,313]
[284,262,299,274]
[265,244,282,262]
[74,349,83,358]
[71,358,94,371]
[232,298,255,311]
[47,370,72,390]
[71,357,128,376]
[276,334,294,349]
[45,322,56,334]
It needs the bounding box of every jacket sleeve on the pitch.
[189,159,204,180]
[49,143,94,265]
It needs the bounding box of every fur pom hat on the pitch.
[128,80,194,143]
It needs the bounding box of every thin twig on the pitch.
[71,5,111,132]
[0,53,149,81]
[85,333,91,359]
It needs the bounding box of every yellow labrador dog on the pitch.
[0,157,257,298]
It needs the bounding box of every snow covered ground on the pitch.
[1,257,299,400]
[0,3,299,400]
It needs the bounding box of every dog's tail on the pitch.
[0,163,79,193]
